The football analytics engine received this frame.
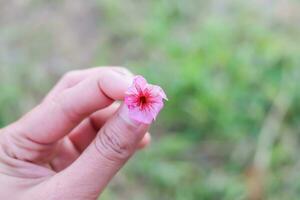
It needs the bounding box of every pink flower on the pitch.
[124,75,168,124]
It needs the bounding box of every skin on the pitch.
[0,67,151,199]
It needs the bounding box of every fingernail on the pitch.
[109,70,133,87]
[99,70,134,100]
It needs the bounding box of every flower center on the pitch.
[139,96,147,105]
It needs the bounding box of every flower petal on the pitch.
[129,107,154,124]
[134,75,148,92]
[149,84,168,100]
[134,75,147,87]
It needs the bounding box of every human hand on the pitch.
[0,67,152,199]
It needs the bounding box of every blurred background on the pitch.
[1,0,300,199]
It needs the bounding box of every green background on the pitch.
[1,0,300,199]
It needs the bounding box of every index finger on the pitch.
[11,69,133,144]
[45,66,133,101]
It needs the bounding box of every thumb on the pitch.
[49,104,149,199]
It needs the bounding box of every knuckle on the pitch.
[95,126,133,163]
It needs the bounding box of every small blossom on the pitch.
[124,75,168,124]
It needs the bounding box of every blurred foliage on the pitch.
[1,0,300,199]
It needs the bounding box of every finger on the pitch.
[49,138,80,172]
[51,131,150,172]
[137,132,151,149]
[45,67,133,101]
[12,70,133,144]
[50,132,150,172]
[68,103,120,152]
[52,104,149,198]
[69,103,151,152]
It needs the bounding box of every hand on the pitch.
[0,67,151,200]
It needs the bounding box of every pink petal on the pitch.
[124,95,138,108]
[150,85,168,100]
[134,75,148,92]
[148,101,164,120]
[134,75,147,88]
[129,107,154,124]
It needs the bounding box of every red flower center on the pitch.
[139,95,147,105]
